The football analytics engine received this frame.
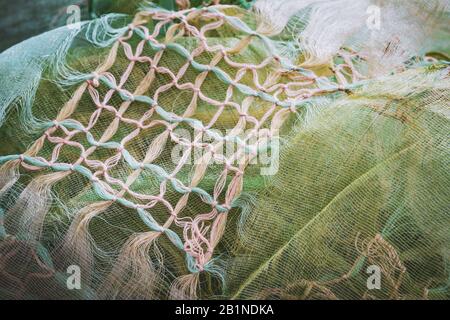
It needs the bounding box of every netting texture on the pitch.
[0,1,449,300]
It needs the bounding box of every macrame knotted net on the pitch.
[0,0,449,300]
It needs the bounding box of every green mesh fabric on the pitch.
[0,0,449,300]
[225,67,450,299]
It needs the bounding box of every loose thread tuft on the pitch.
[0,161,20,198]
[231,192,257,239]
[100,231,164,299]
[169,272,200,300]
[60,201,111,284]
[85,14,131,48]
[5,171,70,241]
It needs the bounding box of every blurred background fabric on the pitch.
[0,0,90,53]
[0,0,251,52]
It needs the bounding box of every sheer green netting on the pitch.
[225,66,450,299]
[0,0,449,300]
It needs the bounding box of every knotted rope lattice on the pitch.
[0,4,362,298]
